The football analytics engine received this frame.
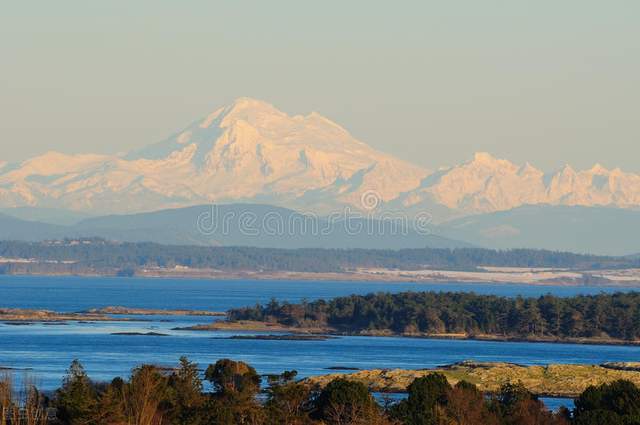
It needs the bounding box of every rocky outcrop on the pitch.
[305,361,640,397]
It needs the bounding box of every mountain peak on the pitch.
[473,152,496,163]
[589,163,609,174]
[226,97,278,113]
[198,97,284,130]
[468,152,518,172]
[100,97,429,212]
[560,164,576,175]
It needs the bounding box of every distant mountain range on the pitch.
[1,97,639,220]
[437,205,640,256]
[0,203,639,255]
[0,97,638,255]
[0,204,468,250]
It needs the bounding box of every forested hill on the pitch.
[0,239,637,274]
[228,291,640,341]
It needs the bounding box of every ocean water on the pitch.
[2,275,639,410]
[0,275,632,312]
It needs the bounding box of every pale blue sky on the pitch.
[1,1,638,171]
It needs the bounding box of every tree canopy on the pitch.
[229,291,640,341]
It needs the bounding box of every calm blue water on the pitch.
[0,275,633,311]
[2,275,640,410]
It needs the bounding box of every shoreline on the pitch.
[6,305,638,348]
[0,308,132,323]
[4,306,638,348]
[304,361,640,398]
[178,319,640,347]
[2,269,640,288]
[0,306,224,323]
[83,306,226,316]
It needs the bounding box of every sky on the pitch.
[1,1,639,172]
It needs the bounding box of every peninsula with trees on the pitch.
[190,291,640,345]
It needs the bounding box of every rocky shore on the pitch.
[0,308,119,323]
[84,306,225,316]
[0,306,224,323]
[173,320,329,334]
[305,361,640,398]
[177,318,640,346]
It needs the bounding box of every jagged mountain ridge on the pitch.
[0,97,639,218]
[397,152,640,217]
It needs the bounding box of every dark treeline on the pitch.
[229,291,640,341]
[0,239,636,275]
[3,357,638,425]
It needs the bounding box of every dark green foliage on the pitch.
[265,373,313,425]
[54,360,97,424]
[573,410,625,425]
[497,382,538,412]
[92,377,126,424]
[390,373,451,425]
[167,357,206,425]
[490,382,537,423]
[205,359,261,397]
[0,239,636,275]
[574,380,640,424]
[313,378,381,424]
[204,359,264,424]
[230,291,640,340]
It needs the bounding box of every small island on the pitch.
[306,360,640,398]
[227,334,333,341]
[180,291,640,346]
[0,306,225,324]
[110,331,170,337]
[84,306,226,317]
[0,308,122,323]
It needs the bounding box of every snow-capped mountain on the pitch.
[0,97,639,219]
[0,98,428,214]
[397,152,640,217]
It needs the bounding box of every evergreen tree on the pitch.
[574,380,640,424]
[54,360,97,425]
[204,359,263,425]
[167,357,205,425]
[390,373,450,425]
[313,378,383,425]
